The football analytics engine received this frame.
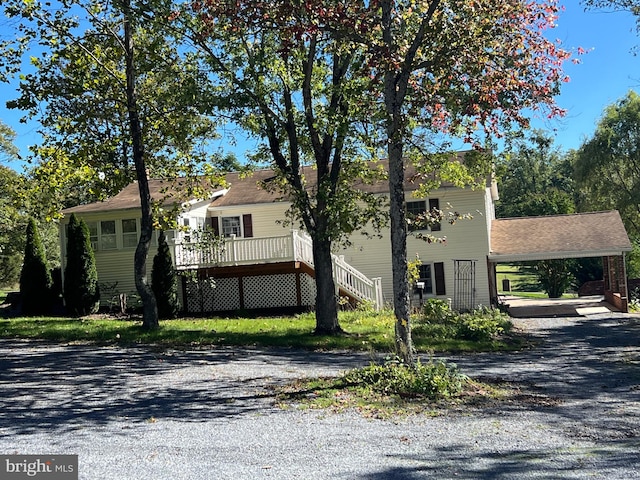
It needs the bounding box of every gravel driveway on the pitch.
[0,312,639,479]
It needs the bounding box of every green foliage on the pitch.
[422,298,455,323]
[457,307,512,341]
[575,91,640,240]
[496,132,576,298]
[0,164,24,287]
[626,241,640,279]
[63,214,100,317]
[19,218,52,316]
[416,300,512,342]
[151,231,180,319]
[496,130,575,219]
[568,257,603,290]
[524,259,574,298]
[342,359,466,400]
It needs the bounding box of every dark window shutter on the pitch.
[210,216,220,236]
[434,262,446,295]
[242,214,253,238]
[429,198,441,232]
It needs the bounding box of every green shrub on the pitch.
[151,231,180,319]
[457,307,512,341]
[19,218,52,315]
[64,214,100,316]
[415,301,512,342]
[421,298,454,323]
[342,358,466,400]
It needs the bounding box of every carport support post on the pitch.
[603,255,629,313]
[487,258,498,307]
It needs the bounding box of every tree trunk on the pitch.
[382,0,415,365]
[388,138,414,365]
[312,237,342,335]
[123,0,158,329]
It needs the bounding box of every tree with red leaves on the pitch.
[176,0,573,350]
[178,0,388,334]
[367,0,573,363]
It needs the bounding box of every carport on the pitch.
[487,211,633,312]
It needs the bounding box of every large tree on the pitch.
[0,166,24,287]
[0,124,23,286]
[496,130,575,219]
[496,131,577,298]
[1,0,222,328]
[367,0,573,363]
[575,91,640,238]
[178,1,387,334]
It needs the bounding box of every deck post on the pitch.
[229,234,237,265]
[291,230,298,261]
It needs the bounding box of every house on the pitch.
[59,159,633,314]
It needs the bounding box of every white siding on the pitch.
[339,186,493,308]
[60,210,160,306]
[209,202,292,237]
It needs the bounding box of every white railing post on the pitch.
[229,234,237,265]
[332,257,340,299]
[291,230,298,261]
[373,277,383,311]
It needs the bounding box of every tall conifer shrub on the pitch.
[64,213,100,316]
[151,231,180,319]
[19,218,52,315]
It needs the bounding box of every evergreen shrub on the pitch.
[151,231,180,319]
[63,213,100,316]
[19,218,52,315]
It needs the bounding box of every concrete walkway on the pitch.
[0,311,639,479]
[502,295,617,318]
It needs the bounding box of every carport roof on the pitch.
[489,211,632,262]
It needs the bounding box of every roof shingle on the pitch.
[490,211,632,262]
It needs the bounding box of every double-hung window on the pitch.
[86,222,99,251]
[122,219,138,248]
[100,220,117,250]
[221,216,242,237]
[415,262,446,296]
[406,200,426,231]
[406,199,441,231]
[416,264,434,294]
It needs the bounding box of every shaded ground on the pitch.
[0,311,639,479]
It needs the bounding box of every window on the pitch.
[406,199,441,231]
[122,219,138,248]
[406,200,426,231]
[100,220,117,250]
[182,218,192,243]
[416,264,433,294]
[221,216,241,237]
[86,222,98,251]
[415,262,446,296]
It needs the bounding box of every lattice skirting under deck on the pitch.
[183,272,316,314]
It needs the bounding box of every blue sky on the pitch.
[1,0,638,171]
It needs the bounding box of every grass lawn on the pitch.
[0,310,523,353]
[496,264,577,299]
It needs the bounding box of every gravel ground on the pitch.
[0,312,639,479]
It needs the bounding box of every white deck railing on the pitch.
[172,230,382,309]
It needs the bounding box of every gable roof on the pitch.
[489,211,632,262]
[62,151,492,214]
[62,178,214,214]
